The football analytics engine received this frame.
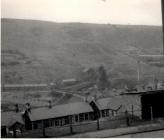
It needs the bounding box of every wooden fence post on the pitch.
[13,125,17,138]
[31,122,34,130]
[150,106,154,121]
[125,110,130,126]
[42,120,46,137]
[131,105,134,120]
[70,116,73,134]
[97,118,100,130]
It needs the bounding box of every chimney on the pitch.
[84,96,88,102]
[15,104,19,113]
[48,100,52,108]
[25,103,31,113]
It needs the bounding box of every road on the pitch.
[115,129,164,138]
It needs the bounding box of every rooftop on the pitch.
[1,111,24,127]
[1,95,141,125]
[121,89,164,96]
[28,101,93,121]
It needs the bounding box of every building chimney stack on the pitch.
[25,103,31,113]
[84,96,88,102]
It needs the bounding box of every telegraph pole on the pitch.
[137,60,141,82]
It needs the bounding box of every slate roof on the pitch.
[28,102,93,121]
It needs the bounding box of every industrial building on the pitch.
[122,89,164,120]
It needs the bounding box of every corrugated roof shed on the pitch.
[96,95,140,112]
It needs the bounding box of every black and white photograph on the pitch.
[1,0,164,138]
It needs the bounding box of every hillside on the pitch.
[1,18,164,86]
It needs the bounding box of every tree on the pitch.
[97,65,110,91]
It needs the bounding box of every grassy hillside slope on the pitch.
[1,18,164,85]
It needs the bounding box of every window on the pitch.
[55,120,59,126]
[64,116,70,125]
[109,110,112,116]
[37,121,43,129]
[79,113,84,122]
[105,109,109,117]
[60,118,64,126]
[75,115,79,122]
[49,119,54,127]
[44,120,50,128]
[112,110,114,116]
[102,110,105,117]
[101,110,110,117]
[85,113,89,120]
[33,123,38,129]
[89,112,94,120]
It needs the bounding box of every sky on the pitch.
[1,0,163,25]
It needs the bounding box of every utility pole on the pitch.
[137,60,140,82]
